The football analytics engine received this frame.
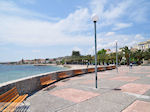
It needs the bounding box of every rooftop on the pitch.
[138,40,150,45]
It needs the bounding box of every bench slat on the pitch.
[88,68,95,73]
[0,94,19,111]
[3,94,28,112]
[106,66,112,70]
[74,70,83,75]
[0,87,16,100]
[58,72,68,78]
[41,80,56,86]
[0,87,28,112]
[40,76,50,83]
[0,89,18,102]
[0,87,19,111]
[98,67,104,71]
[40,75,56,86]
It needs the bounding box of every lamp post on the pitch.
[115,40,118,73]
[123,52,125,65]
[92,14,99,88]
[129,47,131,69]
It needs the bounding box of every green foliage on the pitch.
[64,48,150,65]
[120,46,131,65]
[60,59,65,65]
[97,49,107,65]
[143,48,150,60]
[72,51,81,57]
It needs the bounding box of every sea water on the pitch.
[0,64,67,84]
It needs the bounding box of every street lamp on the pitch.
[123,52,125,65]
[92,14,99,88]
[115,40,118,73]
[129,47,132,69]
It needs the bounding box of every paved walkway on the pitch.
[24,66,150,112]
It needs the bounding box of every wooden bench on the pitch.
[97,67,105,71]
[88,68,95,73]
[73,70,83,75]
[40,75,56,86]
[0,87,28,112]
[111,66,116,69]
[106,66,112,70]
[58,72,69,79]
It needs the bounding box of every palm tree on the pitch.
[133,50,143,65]
[97,49,107,65]
[143,48,150,60]
[120,46,130,65]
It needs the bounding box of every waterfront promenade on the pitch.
[24,66,150,112]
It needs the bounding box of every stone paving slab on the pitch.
[109,76,140,82]
[98,91,137,106]
[80,80,95,84]
[122,100,150,112]
[25,90,75,112]
[120,83,150,94]
[49,88,100,103]
[133,77,150,84]
[69,77,83,81]
[57,95,126,112]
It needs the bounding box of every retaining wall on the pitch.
[0,65,116,95]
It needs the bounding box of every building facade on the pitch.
[137,40,150,50]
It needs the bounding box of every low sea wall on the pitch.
[0,65,116,95]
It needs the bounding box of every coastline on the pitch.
[0,65,116,95]
[0,64,113,85]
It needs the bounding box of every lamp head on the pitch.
[92,14,99,22]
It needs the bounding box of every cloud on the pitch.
[103,0,133,20]
[0,1,93,47]
[90,0,134,27]
[88,33,146,54]
[72,47,82,52]
[135,34,144,40]
[32,50,40,53]
[128,0,150,22]
[105,32,115,36]
[113,23,132,30]
[57,8,91,33]
[19,0,36,4]
[0,0,149,50]
[90,0,150,29]
[0,1,60,21]
[0,16,93,46]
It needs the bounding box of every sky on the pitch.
[0,0,150,62]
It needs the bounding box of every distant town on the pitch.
[1,39,150,66]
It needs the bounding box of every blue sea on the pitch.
[0,64,67,84]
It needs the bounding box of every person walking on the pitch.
[130,63,133,69]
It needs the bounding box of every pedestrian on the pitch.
[130,63,132,69]
[87,62,89,68]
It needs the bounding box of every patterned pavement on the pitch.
[25,66,150,112]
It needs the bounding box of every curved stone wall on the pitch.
[0,65,116,95]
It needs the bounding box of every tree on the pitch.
[133,50,143,65]
[143,48,150,60]
[118,52,123,65]
[109,52,116,64]
[72,51,81,57]
[120,46,131,65]
[97,49,107,65]
[21,59,25,64]
[85,55,93,64]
